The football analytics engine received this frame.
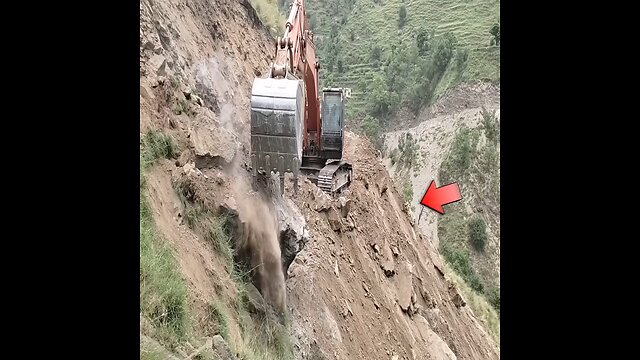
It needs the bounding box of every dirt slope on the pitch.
[284,132,499,359]
[140,0,500,358]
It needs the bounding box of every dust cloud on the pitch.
[235,194,287,316]
[223,141,286,316]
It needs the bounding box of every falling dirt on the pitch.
[233,184,288,316]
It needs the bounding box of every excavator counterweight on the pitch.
[249,0,353,196]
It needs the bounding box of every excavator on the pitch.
[249,0,353,196]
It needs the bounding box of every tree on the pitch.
[370,45,382,62]
[361,115,384,150]
[455,48,469,72]
[366,73,398,118]
[433,32,457,72]
[398,4,407,29]
[416,28,431,55]
[490,22,500,46]
[468,215,487,252]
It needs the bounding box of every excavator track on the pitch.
[317,160,353,195]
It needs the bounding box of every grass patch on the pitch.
[438,211,484,292]
[141,129,177,169]
[140,348,168,360]
[443,262,500,344]
[250,0,285,37]
[204,213,235,270]
[207,302,231,341]
[140,191,188,349]
[236,311,295,360]
[486,286,500,316]
[481,107,499,145]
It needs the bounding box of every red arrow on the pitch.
[420,180,462,215]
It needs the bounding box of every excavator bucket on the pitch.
[250,76,304,194]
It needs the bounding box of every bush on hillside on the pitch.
[481,107,499,145]
[439,127,475,184]
[366,73,398,118]
[468,215,488,252]
[361,115,384,151]
[370,45,383,62]
[141,130,177,168]
[456,48,469,72]
[397,132,418,169]
[433,32,457,72]
[440,241,484,293]
[416,28,432,55]
[402,177,413,204]
[486,286,500,316]
[398,5,407,29]
[490,22,500,46]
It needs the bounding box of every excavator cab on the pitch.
[320,88,345,161]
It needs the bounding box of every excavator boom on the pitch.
[250,0,353,196]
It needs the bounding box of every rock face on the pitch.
[271,189,309,278]
[189,121,238,168]
[212,335,237,360]
[448,280,466,308]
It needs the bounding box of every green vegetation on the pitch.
[439,126,479,185]
[140,125,294,358]
[140,191,189,349]
[443,262,500,344]
[141,130,177,169]
[437,113,500,321]
[171,175,294,360]
[275,0,499,145]
[236,312,294,360]
[395,132,418,170]
[207,302,231,341]
[438,211,484,292]
[468,215,487,252]
[490,21,500,46]
[250,0,285,37]
[486,286,500,316]
[140,129,187,349]
[402,176,413,204]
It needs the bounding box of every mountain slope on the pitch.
[285,132,499,359]
[291,0,500,116]
[140,0,500,358]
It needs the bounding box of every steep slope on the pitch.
[140,0,292,358]
[140,0,500,359]
[383,82,500,339]
[284,132,499,359]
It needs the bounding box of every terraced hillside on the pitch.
[280,0,500,119]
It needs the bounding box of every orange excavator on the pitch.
[250,0,353,196]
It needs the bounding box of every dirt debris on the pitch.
[283,133,499,359]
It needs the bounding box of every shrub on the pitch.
[468,215,487,252]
